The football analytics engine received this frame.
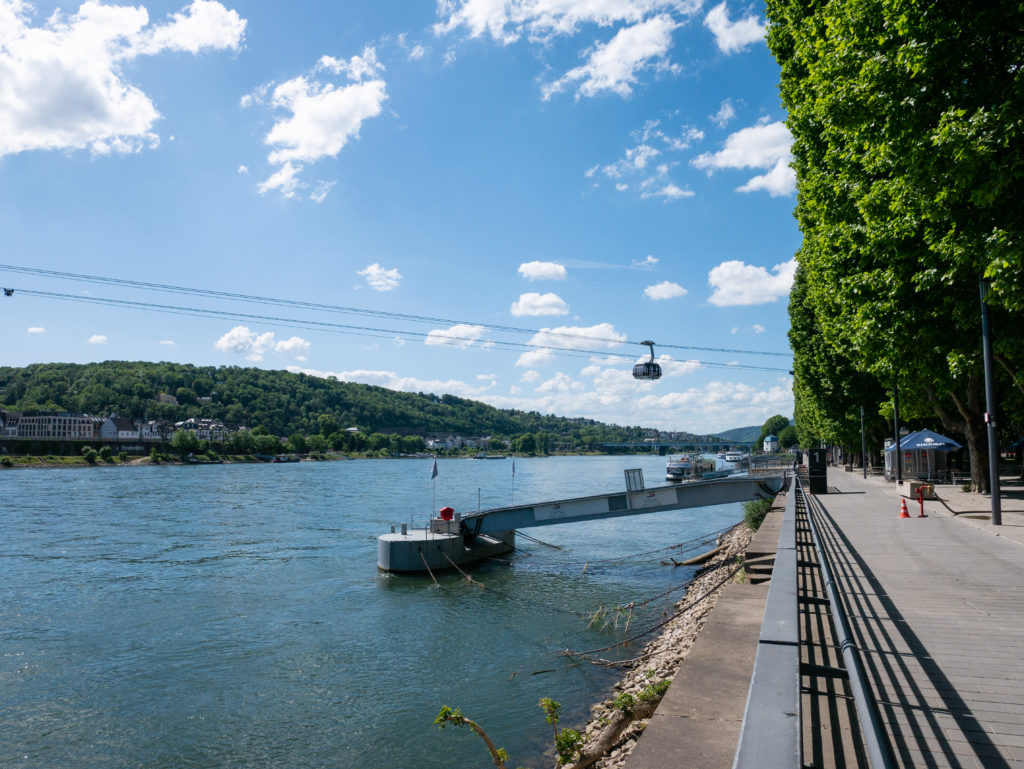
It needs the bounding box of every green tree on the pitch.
[318,413,339,436]
[757,415,791,449]
[286,432,307,454]
[171,429,200,456]
[777,424,799,449]
[766,0,1024,490]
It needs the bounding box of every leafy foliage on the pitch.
[742,498,772,531]
[766,0,1024,489]
[0,361,652,448]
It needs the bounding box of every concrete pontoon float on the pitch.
[377,471,785,573]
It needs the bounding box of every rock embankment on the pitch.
[567,523,756,769]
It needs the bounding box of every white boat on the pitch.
[724,451,743,463]
[666,455,692,481]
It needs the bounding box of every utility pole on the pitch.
[980,278,1002,526]
[894,384,903,486]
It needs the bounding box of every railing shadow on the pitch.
[810,500,1010,769]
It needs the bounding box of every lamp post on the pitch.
[893,384,903,486]
[861,405,867,480]
[980,278,1002,526]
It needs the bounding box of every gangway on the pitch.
[377,472,785,573]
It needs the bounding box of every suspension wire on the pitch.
[11,288,792,373]
[0,263,792,359]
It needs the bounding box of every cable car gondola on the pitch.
[632,340,662,381]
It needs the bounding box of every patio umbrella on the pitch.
[885,428,962,451]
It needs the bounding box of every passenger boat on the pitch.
[724,451,743,463]
[665,455,692,481]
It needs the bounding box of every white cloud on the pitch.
[424,324,486,349]
[159,339,175,345]
[640,180,694,200]
[434,0,693,43]
[542,15,678,100]
[710,98,736,127]
[707,258,796,306]
[536,372,585,393]
[752,324,765,333]
[515,348,555,367]
[237,165,248,174]
[253,47,387,197]
[27,326,45,334]
[264,73,387,166]
[703,2,765,54]
[510,292,569,316]
[528,322,625,350]
[286,365,496,400]
[518,261,567,281]
[274,336,311,354]
[644,280,687,300]
[520,369,541,382]
[357,263,402,291]
[633,255,658,269]
[88,334,107,344]
[0,0,244,159]
[257,161,303,198]
[215,325,275,355]
[310,180,336,203]
[393,336,406,347]
[135,0,246,54]
[692,119,795,196]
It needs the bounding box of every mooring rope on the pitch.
[515,530,563,549]
[419,549,439,587]
[537,524,736,567]
[441,550,486,588]
[559,562,743,661]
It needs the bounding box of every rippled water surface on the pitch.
[2,456,744,768]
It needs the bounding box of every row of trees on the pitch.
[766,0,1024,489]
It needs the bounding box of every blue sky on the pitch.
[1,0,799,434]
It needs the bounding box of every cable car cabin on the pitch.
[632,360,662,380]
[633,339,663,380]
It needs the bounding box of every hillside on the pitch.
[0,361,662,444]
[714,425,761,443]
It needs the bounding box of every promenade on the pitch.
[810,470,1024,768]
[624,469,1024,769]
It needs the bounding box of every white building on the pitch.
[763,435,780,453]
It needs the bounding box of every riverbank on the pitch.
[564,521,757,769]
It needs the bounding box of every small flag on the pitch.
[512,458,516,477]
[431,457,438,480]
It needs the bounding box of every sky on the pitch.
[0,0,800,435]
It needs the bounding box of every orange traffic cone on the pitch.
[899,499,910,518]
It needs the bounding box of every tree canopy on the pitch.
[767,0,1024,488]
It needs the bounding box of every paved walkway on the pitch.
[813,471,1024,768]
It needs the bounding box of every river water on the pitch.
[2,455,745,769]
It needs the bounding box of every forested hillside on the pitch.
[0,361,657,444]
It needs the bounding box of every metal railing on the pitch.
[732,475,896,769]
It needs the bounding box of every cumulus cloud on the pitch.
[0,0,244,159]
[752,324,765,334]
[274,336,311,354]
[88,334,107,344]
[692,119,795,196]
[310,180,336,203]
[707,258,796,306]
[528,323,625,350]
[434,0,692,44]
[536,372,585,394]
[633,255,659,269]
[703,2,765,54]
[251,46,387,198]
[710,98,736,127]
[424,324,486,349]
[542,15,678,100]
[518,261,567,281]
[159,339,175,345]
[510,292,569,317]
[286,365,496,400]
[214,325,309,359]
[27,326,45,333]
[515,348,556,367]
[357,263,402,291]
[644,280,687,300]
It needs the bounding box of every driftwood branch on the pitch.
[566,701,657,769]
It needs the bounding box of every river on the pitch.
[1,455,745,769]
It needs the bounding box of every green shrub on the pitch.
[742,498,772,531]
